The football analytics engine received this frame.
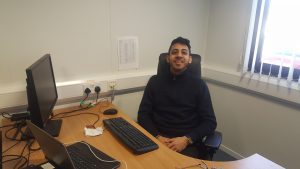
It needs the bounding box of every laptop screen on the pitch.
[26,120,75,169]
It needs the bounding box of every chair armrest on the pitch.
[203,131,222,150]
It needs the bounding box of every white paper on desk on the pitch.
[117,36,139,70]
[84,127,104,136]
[41,162,55,169]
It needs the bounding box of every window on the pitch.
[246,0,300,83]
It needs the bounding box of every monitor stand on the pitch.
[44,119,63,137]
[23,119,62,140]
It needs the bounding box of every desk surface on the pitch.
[2,102,284,169]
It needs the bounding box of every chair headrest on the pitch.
[157,53,201,77]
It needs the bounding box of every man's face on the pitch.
[167,43,192,75]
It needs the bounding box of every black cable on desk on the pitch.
[52,112,100,126]
[5,121,27,141]
[50,106,91,119]
[27,140,40,152]
[5,126,20,141]
[0,123,15,129]
[0,112,15,129]
[2,140,22,154]
[1,111,12,119]
[13,140,30,169]
[2,155,28,164]
[24,139,36,168]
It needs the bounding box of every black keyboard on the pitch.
[67,142,120,169]
[103,117,159,154]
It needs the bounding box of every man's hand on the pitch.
[166,136,189,152]
[156,135,170,146]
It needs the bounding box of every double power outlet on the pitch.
[82,80,117,95]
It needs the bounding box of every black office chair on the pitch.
[157,53,222,160]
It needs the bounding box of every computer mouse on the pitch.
[103,108,118,115]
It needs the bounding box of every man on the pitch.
[137,37,217,159]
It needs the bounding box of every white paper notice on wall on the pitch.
[117,37,139,70]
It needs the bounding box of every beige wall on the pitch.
[207,82,299,169]
[113,91,143,122]
[204,0,300,168]
[0,0,209,96]
[0,0,209,109]
[1,0,299,168]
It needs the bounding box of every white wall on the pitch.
[205,0,300,169]
[1,0,298,168]
[0,0,209,108]
[113,91,143,121]
[208,82,299,168]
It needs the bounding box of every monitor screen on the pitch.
[26,54,62,137]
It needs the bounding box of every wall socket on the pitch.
[82,82,94,94]
[80,80,117,96]
[82,80,105,94]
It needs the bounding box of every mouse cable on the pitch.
[175,160,208,169]
[50,106,91,119]
[52,112,100,127]
[79,141,127,169]
[80,141,117,163]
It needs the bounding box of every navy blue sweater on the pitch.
[137,70,217,143]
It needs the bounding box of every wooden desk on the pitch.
[2,102,284,169]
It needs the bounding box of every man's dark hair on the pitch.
[168,37,191,54]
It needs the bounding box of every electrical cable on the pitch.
[0,123,15,129]
[50,106,91,119]
[25,139,35,168]
[13,140,30,169]
[5,125,23,141]
[80,88,91,108]
[52,112,100,126]
[2,140,22,154]
[1,111,12,119]
[2,129,38,168]
[96,93,99,103]
[175,160,209,169]
[111,87,115,102]
[27,140,40,151]
[12,120,26,140]
[4,120,27,141]
[79,141,118,163]
[2,155,27,164]
[94,86,101,103]
[79,141,126,169]
[63,141,126,169]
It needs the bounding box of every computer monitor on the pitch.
[26,54,62,137]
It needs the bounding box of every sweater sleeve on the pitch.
[186,81,217,142]
[137,76,159,137]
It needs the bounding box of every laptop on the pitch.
[26,120,121,169]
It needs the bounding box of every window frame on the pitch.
[245,0,300,82]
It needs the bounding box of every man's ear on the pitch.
[188,55,192,64]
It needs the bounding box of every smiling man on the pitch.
[167,41,192,75]
[137,37,217,159]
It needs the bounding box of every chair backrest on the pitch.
[157,53,201,77]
